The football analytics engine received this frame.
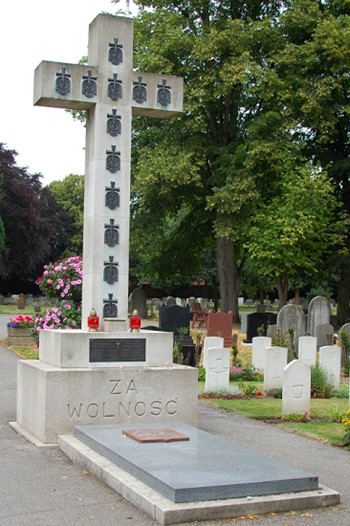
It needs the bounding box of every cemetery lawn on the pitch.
[0,305,36,315]
[204,398,348,447]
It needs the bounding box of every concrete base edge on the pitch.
[9,422,57,448]
[59,434,342,526]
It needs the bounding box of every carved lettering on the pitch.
[166,400,177,415]
[126,379,137,394]
[87,403,99,418]
[67,398,180,420]
[67,403,83,418]
[150,400,162,416]
[103,402,115,418]
[119,401,131,416]
[109,379,122,395]
[135,401,146,416]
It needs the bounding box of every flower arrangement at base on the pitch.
[7,315,36,345]
[34,303,82,341]
[36,255,82,301]
[7,315,35,329]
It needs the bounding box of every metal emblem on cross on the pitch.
[33,14,183,329]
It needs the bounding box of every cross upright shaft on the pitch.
[34,14,183,329]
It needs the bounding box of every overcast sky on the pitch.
[0,1,136,186]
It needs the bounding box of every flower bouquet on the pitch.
[36,255,82,301]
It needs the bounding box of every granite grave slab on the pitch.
[74,422,319,504]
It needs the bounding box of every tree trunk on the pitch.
[216,237,240,323]
[337,259,350,326]
[276,275,289,310]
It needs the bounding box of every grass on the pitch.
[203,397,349,446]
[279,422,345,446]
[11,345,39,359]
[0,305,36,315]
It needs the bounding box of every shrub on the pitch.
[333,383,349,399]
[230,364,263,382]
[36,255,82,300]
[34,303,82,341]
[198,367,206,382]
[311,364,334,398]
[238,382,260,397]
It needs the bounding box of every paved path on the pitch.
[1,343,349,526]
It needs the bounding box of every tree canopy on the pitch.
[0,143,71,289]
[129,0,350,321]
[48,174,84,255]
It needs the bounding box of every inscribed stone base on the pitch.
[39,328,173,368]
[15,361,198,444]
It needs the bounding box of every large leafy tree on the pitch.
[132,0,289,321]
[0,143,70,289]
[247,161,343,308]
[271,0,350,323]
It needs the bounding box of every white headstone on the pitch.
[264,346,288,391]
[282,360,311,417]
[240,313,248,334]
[202,336,224,368]
[307,296,331,337]
[298,336,317,367]
[34,14,183,329]
[205,347,230,392]
[252,336,271,372]
[319,345,341,390]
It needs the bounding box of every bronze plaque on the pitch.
[122,428,190,443]
[89,338,145,362]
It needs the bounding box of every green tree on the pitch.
[132,0,289,321]
[247,161,344,308]
[48,174,84,255]
[271,0,350,322]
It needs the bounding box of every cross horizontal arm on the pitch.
[34,60,184,117]
[34,61,98,110]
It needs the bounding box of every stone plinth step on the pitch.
[58,423,341,524]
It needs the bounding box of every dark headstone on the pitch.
[159,303,190,334]
[244,312,277,343]
[17,294,26,309]
[129,287,147,318]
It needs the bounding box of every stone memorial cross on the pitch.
[34,14,183,329]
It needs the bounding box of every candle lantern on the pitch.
[129,309,141,331]
[87,308,99,331]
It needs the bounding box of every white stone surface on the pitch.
[264,346,288,391]
[202,336,224,368]
[39,329,174,368]
[298,336,317,367]
[282,360,311,417]
[319,345,341,390]
[205,347,230,392]
[16,361,198,444]
[33,14,183,328]
[252,336,271,371]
